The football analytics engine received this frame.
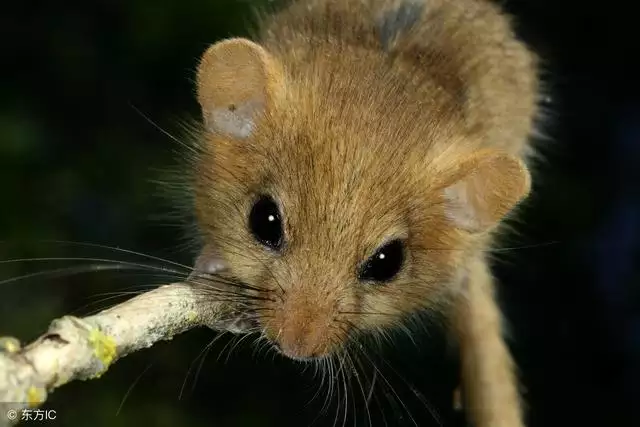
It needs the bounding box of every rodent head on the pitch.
[191,38,530,360]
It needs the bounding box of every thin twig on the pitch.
[0,282,234,426]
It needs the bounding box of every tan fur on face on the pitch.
[194,85,474,355]
[192,0,538,425]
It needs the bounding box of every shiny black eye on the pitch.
[359,239,405,282]
[249,195,284,250]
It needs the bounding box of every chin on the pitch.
[271,342,335,362]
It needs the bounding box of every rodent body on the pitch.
[189,0,539,426]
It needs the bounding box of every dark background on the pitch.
[1,0,639,426]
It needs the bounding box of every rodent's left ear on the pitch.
[442,150,531,233]
[196,38,283,138]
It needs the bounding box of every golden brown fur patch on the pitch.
[189,0,539,426]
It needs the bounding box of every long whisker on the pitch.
[75,289,158,315]
[351,350,387,427]
[367,370,377,405]
[375,354,443,426]
[321,357,335,418]
[353,345,419,427]
[205,237,287,299]
[0,255,272,295]
[306,356,331,411]
[186,274,269,294]
[75,290,264,317]
[38,239,200,271]
[179,333,226,400]
[0,261,270,308]
[216,334,242,365]
[224,331,258,364]
[343,354,352,427]
[0,257,189,276]
[129,103,199,155]
[344,348,371,427]
[332,354,341,427]
[490,240,560,253]
[339,352,350,427]
[338,311,397,317]
[115,363,153,416]
[0,264,140,287]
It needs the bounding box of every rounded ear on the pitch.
[196,38,283,138]
[442,150,531,233]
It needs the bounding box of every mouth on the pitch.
[270,340,327,362]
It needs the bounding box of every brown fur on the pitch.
[190,0,539,426]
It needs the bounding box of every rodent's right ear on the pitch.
[441,150,531,234]
[196,38,283,138]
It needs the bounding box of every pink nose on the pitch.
[276,317,327,360]
[268,286,340,360]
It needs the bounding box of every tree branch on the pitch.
[0,282,232,426]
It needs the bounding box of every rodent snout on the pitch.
[267,291,340,360]
[274,321,328,360]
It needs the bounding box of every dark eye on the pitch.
[359,239,405,282]
[249,195,284,250]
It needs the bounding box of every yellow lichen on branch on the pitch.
[0,283,230,427]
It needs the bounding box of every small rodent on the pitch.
[187,1,539,426]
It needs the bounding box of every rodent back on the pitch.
[260,0,539,157]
